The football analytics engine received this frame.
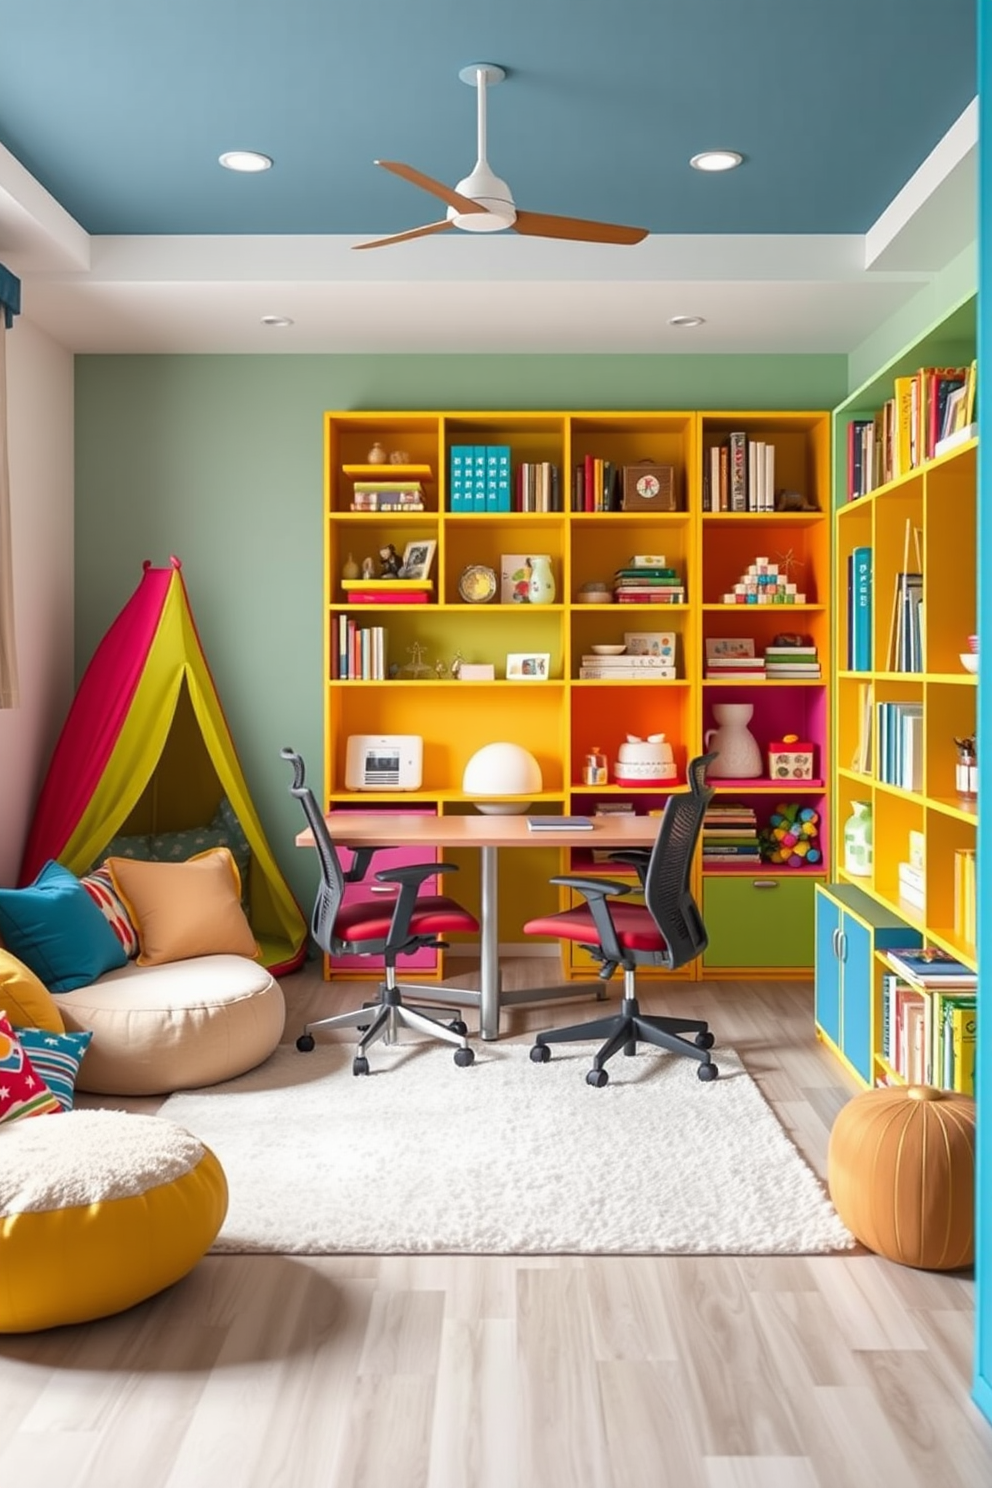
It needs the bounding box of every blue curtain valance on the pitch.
[0,262,21,328]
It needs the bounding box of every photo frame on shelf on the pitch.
[624,631,675,660]
[400,539,437,581]
[506,652,551,681]
[705,637,755,659]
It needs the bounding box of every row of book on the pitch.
[703,433,776,512]
[845,361,977,500]
[701,802,761,864]
[331,618,388,680]
[350,481,426,512]
[876,701,923,792]
[577,654,677,680]
[449,445,513,512]
[880,971,976,1093]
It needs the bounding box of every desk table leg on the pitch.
[479,844,502,1040]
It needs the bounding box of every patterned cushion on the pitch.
[15,1027,94,1111]
[0,860,128,993]
[0,1012,62,1122]
[81,867,140,958]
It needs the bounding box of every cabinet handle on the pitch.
[839,930,848,963]
[752,880,778,889]
[831,927,840,958]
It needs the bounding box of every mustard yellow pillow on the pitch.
[106,849,260,966]
[0,947,65,1032]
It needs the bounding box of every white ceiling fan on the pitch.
[354,63,649,250]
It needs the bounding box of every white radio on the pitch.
[345,734,423,791]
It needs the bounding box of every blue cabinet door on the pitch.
[814,888,841,1048]
[840,913,872,1084]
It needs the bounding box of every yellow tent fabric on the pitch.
[54,569,306,972]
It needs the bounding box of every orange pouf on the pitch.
[827,1085,976,1270]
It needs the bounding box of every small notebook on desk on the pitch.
[526,815,594,831]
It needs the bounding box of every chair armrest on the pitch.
[606,849,650,887]
[548,874,632,899]
[343,847,377,883]
[374,861,458,888]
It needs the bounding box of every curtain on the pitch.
[0,261,21,708]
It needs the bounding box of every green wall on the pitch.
[74,352,848,908]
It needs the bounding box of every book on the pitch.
[851,546,872,671]
[885,947,977,988]
[526,815,593,831]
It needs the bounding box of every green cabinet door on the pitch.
[702,875,818,969]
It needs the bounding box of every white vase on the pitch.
[527,555,556,605]
[704,703,763,778]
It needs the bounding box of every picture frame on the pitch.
[705,636,755,659]
[400,539,437,581]
[624,630,675,660]
[506,651,551,681]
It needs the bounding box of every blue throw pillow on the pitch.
[15,1026,93,1110]
[0,861,128,992]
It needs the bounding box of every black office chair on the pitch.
[283,748,479,1073]
[522,753,718,1086]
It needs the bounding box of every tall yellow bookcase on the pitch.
[821,297,978,1088]
[323,408,831,981]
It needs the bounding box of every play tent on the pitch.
[19,558,307,974]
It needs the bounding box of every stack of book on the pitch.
[876,700,923,791]
[341,580,432,605]
[885,946,977,990]
[350,482,425,512]
[763,643,821,679]
[578,653,677,680]
[701,803,760,865]
[705,653,766,680]
[613,564,685,604]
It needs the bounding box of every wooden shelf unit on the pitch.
[324,409,832,980]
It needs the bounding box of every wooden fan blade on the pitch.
[512,209,648,245]
[375,160,487,215]
[353,220,455,251]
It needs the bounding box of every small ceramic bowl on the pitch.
[577,583,613,605]
[960,652,978,674]
[591,644,626,655]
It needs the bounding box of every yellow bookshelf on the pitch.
[323,408,832,981]
[821,297,978,1088]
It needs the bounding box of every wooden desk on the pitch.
[296,812,661,1040]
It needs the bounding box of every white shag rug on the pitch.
[159,1041,854,1256]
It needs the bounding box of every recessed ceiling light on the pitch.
[261,315,294,328]
[219,150,273,173]
[669,315,705,328]
[689,150,743,173]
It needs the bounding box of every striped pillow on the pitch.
[0,1012,62,1122]
[15,1027,93,1110]
[81,866,140,958]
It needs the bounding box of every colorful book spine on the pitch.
[851,546,872,671]
[728,432,747,511]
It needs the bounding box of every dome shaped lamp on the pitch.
[462,743,543,815]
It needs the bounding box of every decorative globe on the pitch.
[462,743,543,814]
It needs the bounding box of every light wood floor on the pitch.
[3,957,991,1488]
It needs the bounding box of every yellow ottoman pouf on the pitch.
[0,1110,228,1332]
[827,1084,976,1271]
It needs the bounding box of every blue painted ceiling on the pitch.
[0,0,976,240]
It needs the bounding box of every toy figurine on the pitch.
[378,543,403,578]
[361,555,376,579]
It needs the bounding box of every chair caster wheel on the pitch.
[695,1030,715,1050]
[586,1067,609,1088]
[453,1046,475,1067]
[296,1033,315,1052]
[353,1056,370,1076]
[697,1061,719,1081]
[449,1020,468,1036]
[530,1044,551,1063]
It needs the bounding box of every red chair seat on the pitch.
[523,902,667,953]
[336,895,479,944]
